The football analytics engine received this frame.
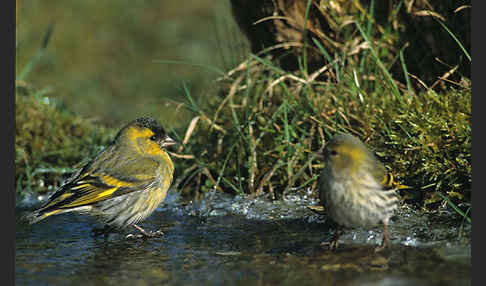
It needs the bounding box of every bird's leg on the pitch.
[375,222,390,252]
[330,229,343,250]
[126,224,164,239]
[322,228,344,250]
[92,225,114,239]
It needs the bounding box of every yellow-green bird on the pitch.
[317,133,408,251]
[25,117,176,238]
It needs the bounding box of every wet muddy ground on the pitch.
[16,190,471,285]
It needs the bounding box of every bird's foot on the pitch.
[321,239,339,250]
[126,224,164,239]
[321,229,342,250]
[374,239,390,252]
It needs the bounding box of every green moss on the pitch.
[15,81,115,197]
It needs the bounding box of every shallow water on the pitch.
[16,190,471,286]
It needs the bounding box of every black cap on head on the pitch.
[133,117,166,137]
[114,116,167,143]
[133,117,176,148]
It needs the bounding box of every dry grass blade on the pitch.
[255,160,284,197]
[203,167,224,193]
[217,58,258,82]
[253,15,299,26]
[182,116,200,147]
[454,5,471,13]
[255,41,304,56]
[173,164,198,190]
[348,40,370,56]
[412,10,446,22]
[168,152,195,159]
[408,73,429,90]
[212,74,246,131]
[199,114,226,134]
[430,64,459,90]
[265,74,307,96]
[283,150,319,195]
[337,109,351,127]
[248,124,257,194]
[308,60,335,82]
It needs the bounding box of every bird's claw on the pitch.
[126,225,164,239]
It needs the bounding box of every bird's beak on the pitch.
[161,136,177,148]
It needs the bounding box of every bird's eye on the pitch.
[149,135,157,141]
[329,150,338,156]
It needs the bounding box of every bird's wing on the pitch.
[38,156,159,212]
[379,172,410,190]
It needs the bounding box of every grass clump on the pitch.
[174,1,471,220]
[176,58,470,209]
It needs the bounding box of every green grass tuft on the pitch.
[172,8,471,220]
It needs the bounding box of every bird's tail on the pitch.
[382,173,410,190]
[23,209,61,224]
